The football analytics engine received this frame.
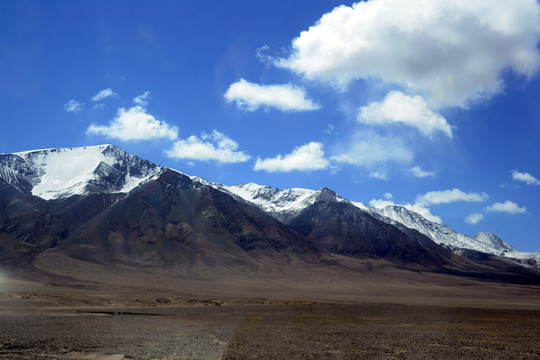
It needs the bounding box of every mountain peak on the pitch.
[315,187,345,203]
[1,145,538,271]
[13,144,113,156]
[473,232,515,253]
[0,145,161,200]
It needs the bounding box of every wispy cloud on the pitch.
[276,0,540,109]
[254,142,329,173]
[64,100,82,113]
[369,171,387,180]
[133,91,151,107]
[331,130,413,169]
[409,166,435,178]
[465,213,484,225]
[358,91,453,138]
[486,201,527,214]
[165,130,250,164]
[224,79,320,112]
[512,170,540,186]
[87,106,178,141]
[92,88,117,102]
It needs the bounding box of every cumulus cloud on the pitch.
[416,188,489,206]
[276,0,540,109]
[358,91,453,138]
[133,91,151,107]
[409,166,435,178]
[165,130,250,164]
[64,100,82,113]
[87,106,178,141]
[369,197,397,209]
[486,201,527,214]
[254,142,330,172]
[331,130,413,168]
[465,213,484,225]
[512,170,540,186]
[92,88,117,102]
[224,78,320,112]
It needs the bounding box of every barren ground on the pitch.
[0,255,539,359]
[1,303,539,359]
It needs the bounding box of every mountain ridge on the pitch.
[0,145,538,275]
[216,180,539,270]
[1,144,162,200]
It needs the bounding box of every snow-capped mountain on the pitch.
[220,183,348,222]
[363,204,539,268]
[360,204,515,255]
[215,181,539,269]
[0,145,162,200]
[0,145,538,272]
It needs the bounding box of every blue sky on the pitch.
[1,0,540,252]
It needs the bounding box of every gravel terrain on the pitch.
[1,303,539,360]
[0,307,240,360]
[224,303,540,359]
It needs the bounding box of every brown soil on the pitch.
[0,304,539,359]
[223,303,540,360]
[0,255,539,359]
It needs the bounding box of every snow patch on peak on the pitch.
[357,203,522,258]
[224,182,315,215]
[220,183,350,223]
[473,232,515,253]
[2,145,161,199]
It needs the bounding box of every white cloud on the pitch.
[369,171,387,180]
[331,130,413,168]
[512,170,540,186]
[255,45,273,66]
[64,100,82,113]
[369,198,396,209]
[165,130,250,164]
[133,91,151,107]
[486,201,527,214]
[276,0,540,109]
[416,188,489,206]
[87,106,178,141]
[465,213,484,225]
[358,91,453,138]
[92,88,117,102]
[409,166,436,178]
[254,142,329,172]
[384,192,393,200]
[224,78,320,112]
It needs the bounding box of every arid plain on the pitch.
[1,251,539,359]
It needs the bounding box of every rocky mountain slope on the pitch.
[0,145,161,199]
[0,145,538,280]
[217,182,539,269]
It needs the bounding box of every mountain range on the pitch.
[0,144,538,284]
